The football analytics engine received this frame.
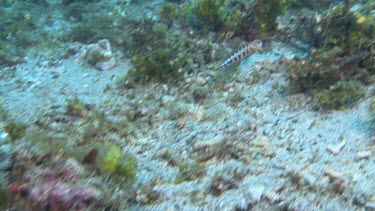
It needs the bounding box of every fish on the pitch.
[285,35,312,53]
[218,39,263,70]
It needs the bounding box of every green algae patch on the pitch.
[126,48,183,84]
[192,0,226,32]
[253,0,291,32]
[65,97,90,118]
[23,127,137,188]
[175,162,206,184]
[285,1,375,110]
[5,121,27,141]
[314,81,365,110]
[98,145,137,188]
[288,47,343,93]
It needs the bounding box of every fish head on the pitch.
[250,39,263,50]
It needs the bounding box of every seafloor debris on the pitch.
[327,140,347,155]
[76,39,116,71]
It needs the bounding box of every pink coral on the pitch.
[8,158,102,210]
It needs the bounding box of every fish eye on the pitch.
[255,40,262,45]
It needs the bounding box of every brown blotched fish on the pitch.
[219,39,263,70]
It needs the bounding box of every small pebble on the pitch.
[193,139,221,151]
[324,169,343,179]
[248,185,265,202]
[353,194,367,206]
[327,140,346,155]
[162,84,168,92]
[0,133,7,140]
[365,202,375,211]
[235,199,248,211]
[0,144,12,170]
[196,77,206,86]
[161,95,175,108]
[356,151,372,160]
[97,57,116,71]
[353,173,364,182]
[370,136,375,144]
[265,191,281,203]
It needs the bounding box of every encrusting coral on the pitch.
[7,155,104,210]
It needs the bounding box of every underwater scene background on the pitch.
[0,0,375,210]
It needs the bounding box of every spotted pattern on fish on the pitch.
[219,40,263,69]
